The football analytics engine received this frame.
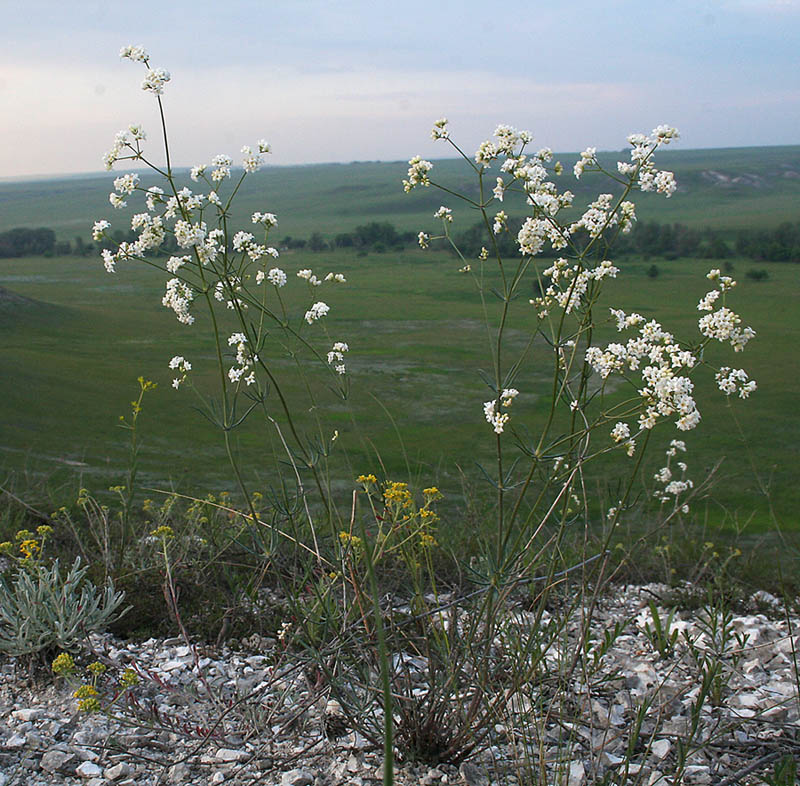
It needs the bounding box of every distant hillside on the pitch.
[0,145,798,241]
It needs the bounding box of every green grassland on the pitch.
[1,145,799,242]
[0,147,798,537]
[0,246,796,533]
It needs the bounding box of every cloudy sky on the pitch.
[2,0,798,178]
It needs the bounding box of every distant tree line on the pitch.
[2,220,798,263]
[288,222,418,253]
[455,219,800,263]
[0,227,56,258]
[733,221,800,262]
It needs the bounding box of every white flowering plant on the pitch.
[408,118,756,559]
[89,47,764,775]
[94,46,353,547]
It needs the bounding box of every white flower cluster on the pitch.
[227,333,256,385]
[653,440,692,509]
[327,341,349,374]
[141,68,171,96]
[252,212,278,228]
[609,308,645,331]
[98,49,355,401]
[263,267,286,287]
[483,388,519,434]
[517,217,566,256]
[162,278,195,325]
[114,172,139,195]
[211,154,232,183]
[99,218,162,270]
[476,125,533,165]
[108,172,140,209]
[237,141,271,174]
[163,187,203,219]
[402,156,433,192]
[92,220,110,242]
[715,367,757,399]
[617,127,680,198]
[305,301,330,324]
[531,258,619,316]
[174,219,207,249]
[569,194,628,239]
[573,147,597,180]
[166,255,190,274]
[666,439,686,457]
[214,275,247,311]
[232,230,277,262]
[586,316,701,431]
[610,422,636,456]
[297,268,321,287]
[297,268,345,287]
[120,45,148,62]
[120,45,171,95]
[418,232,429,249]
[130,212,165,251]
[197,228,225,266]
[168,355,191,389]
[434,206,453,222]
[430,118,449,140]
[145,186,164,211]
[102,125,147,170]
[697,270,755,352]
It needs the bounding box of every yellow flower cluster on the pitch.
[2,525,53,560]
[384,481,412,508]
[74,684,102,711]
[351,474,443,556]
[338,531,363,551]
[52,652,76,675]
[119,667,140,688]
[419,532,438,548]
[73,684,100,699]
[19,539,40,559]
[419,508,439,525]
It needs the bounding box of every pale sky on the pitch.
[1,0,799,178]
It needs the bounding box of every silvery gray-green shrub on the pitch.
[0,556,127,658]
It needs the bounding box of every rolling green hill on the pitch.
[1,145,799,244]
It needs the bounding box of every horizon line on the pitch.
[2,142,800,186]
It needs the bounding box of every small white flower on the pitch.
[610,422,630,443]
[431,118,449,140]
[267,268,287,287]
[141,67,171,96]
[101,249,116,273]
[166,255,190,273]
[252,212,278,227]
[573,147,596,179]
[92,220,110,241]
[403,156,433,192]
[305,301,330,324]
[120,45,148,62]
